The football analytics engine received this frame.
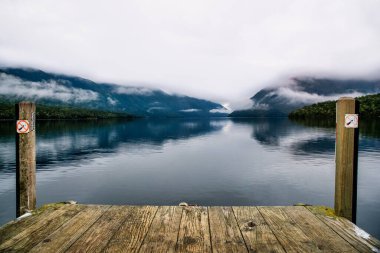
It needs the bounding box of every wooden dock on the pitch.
[0,203,379,253]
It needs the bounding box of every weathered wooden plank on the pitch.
[0,203,67,245]
[258,207,321,252]
[138,206,183,253]
[232,206,285,253]
[284,206,359,252]
[65,205,132,253]
[307,206,380,253]
[176,206,211,253]
[0,204,84,252]
[103,205,158,253]
[208,206,248,253]
[28,205,110,253]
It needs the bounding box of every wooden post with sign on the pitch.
[335,97,359,222]
[16,102,36,217]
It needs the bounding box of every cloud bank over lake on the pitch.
[1,0,380,108]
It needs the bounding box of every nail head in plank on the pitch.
[232,206,285,253]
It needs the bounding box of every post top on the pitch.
[338,97,355,101]
[18,101,35,105]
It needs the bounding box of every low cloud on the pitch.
[180,108,201,112]
[209,107,230,114]
[271,87,367,105]
[0,73,99,102]
[115,87,154,96]
[107,97,118,105]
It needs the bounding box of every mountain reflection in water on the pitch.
[0,118,379,238]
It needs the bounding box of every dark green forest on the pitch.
[0,99,134,120]
[288,93,380,119]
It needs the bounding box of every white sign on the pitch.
[16,120,30,134]
[344,114,359,128]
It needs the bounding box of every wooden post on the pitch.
[16,102,36,217]
[335,97,359,222]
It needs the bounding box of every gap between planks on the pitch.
[1,205,379,253]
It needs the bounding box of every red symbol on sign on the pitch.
[16,120,30,134]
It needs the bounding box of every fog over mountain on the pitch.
[230,77,380,117]
[0,68,228,117]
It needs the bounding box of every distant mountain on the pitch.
[230,77,380,117]
[0,68,228,117]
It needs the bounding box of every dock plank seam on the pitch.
[62,205,113,253]
[101,206,159,252]
[304,207,379,253]
[136,206,160,253]
[206,207,213,253]
[256,207,290,253]
[231,206,251,253]
[174,206,184,252]
[0,204,84,252]
[29,205,110,253]
[304,208,360,251]
[30,206,93,252]
[100,206,146,252]
[257,206,317,253]
[283,206,359,253]
[0,204,67,245]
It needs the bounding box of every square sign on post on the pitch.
[344,114,359,128]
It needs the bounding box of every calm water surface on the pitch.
[0,118,379,238]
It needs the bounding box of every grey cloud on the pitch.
[0,0,380,106]
[115,87,154,96]
[271,87,367,105]
[180,109,201,113]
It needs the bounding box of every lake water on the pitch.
[0,118,379,239]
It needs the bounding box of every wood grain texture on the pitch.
[232,206,285,253]
[176,206,212,253]
[283,206,358,252]
[0,204,84,252]
[335,98,359,221]
[16,102,36,216]
[308,206,380,253]
[65,206,132,253]
[138,206,183,253]
[258,207,321,253]
[1,205,378,253]
[28,205,110,253]
[208,206,248,253]
[103,206,158,253]
[0,204,65,245]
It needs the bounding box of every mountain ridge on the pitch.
[230,77,380,117]
[0,67,228,118]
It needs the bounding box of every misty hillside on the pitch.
[288,93,380,119]
[0,68,228,117]
[230,77,380,117]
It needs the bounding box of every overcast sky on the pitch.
[1,0,380,109]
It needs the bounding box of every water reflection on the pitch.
[0,118,379,239]
[0,119,224,174]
